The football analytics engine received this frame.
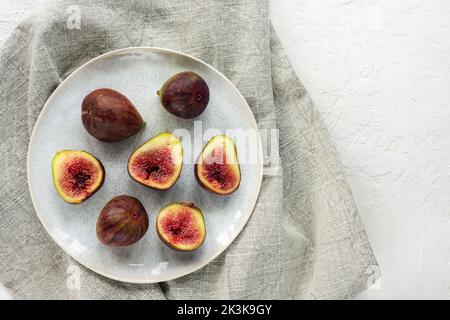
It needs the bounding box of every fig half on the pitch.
[52,150,105,204]
[128,132,183,190]
[96,195,149,247]
[195,135,241,195]
[82,88,144,142]
[157,71,209,119]
[156,202,206,251]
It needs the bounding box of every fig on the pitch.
[157,71,209,119]
[96,195,149,247]
[156,202,206,251]
[195,135,241,195]
[82,88,144,142]
[128,132,183,190]
[52,150,105,204]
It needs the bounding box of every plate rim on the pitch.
[27,46,263,283]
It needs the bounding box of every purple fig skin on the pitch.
[96,195,149,247]
[82,88,144,142]
[158,72,209,119]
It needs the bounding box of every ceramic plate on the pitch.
[27,47,263,283]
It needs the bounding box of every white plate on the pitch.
[27,47,263,283]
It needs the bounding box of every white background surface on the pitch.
[1,0,449,299]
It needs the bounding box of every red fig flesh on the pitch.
[128,132,183,190]
[156,202,206,251]
[195,135,240,195]
[52,150,105,204]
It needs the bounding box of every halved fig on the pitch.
[157,71,209,119]
[195,135,240,195]
[128,132,183,190]
[82,88,144,142]
[52,150,105,204]
[156,202,206,251]
[96,195,149,247]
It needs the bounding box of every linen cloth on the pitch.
[0,0,378,299]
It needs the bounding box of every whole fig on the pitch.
[158,71,209,119]
[96,195,149,247]
[82,88,144,142]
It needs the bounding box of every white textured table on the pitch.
[1,0,450,299]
